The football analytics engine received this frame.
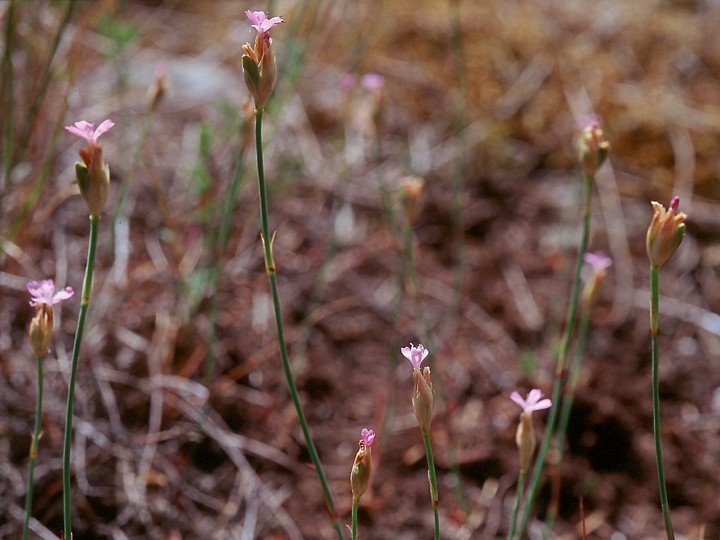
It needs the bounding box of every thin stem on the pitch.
[351,499,359,540]
[650,264,675,540]
[253,108,344,539]
[507,469,526,540]
[422,430,440,540]
[517,172,593,537]
[22,354,44,540]
[63,213,100,540]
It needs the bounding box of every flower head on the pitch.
[510,388,552,415]
[65,118,114,215]
[245,10,284,34]
[584,252,612,272]
[350,427,375,502]
[578,120,610,178]
[27,280,74,357]
[646,196,687,268]
[582,252,612,309]
[65,119,115,146]
[401,343,429,370]
[242,11,283,109]
[361,73,385,91]
[27,280,74,307]
[360,428,375,447]
[511,389,551,473]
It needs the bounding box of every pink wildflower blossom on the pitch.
[401,343,429,370]
[27,280,74,307]
[510,389,552,414]
[65,119,115,145]
[245,10,284,34]
[361,73,385,90]
[360,428,375,447]
[584,252,612,272]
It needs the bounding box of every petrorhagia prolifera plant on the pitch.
[241,10,344,539]
[401,343,439,539]
[23,280,74,540]
[646,196,686,540]
[517,120,610,538]
[62,117,114,539]
[350,428,375,540]
[507,389,552,540]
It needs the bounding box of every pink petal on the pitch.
[65,121,96,143]
[510,391,526,409]
[92,119,115,141]
[52,286,75,304]
[361,428,375,447]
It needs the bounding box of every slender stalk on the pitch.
[22,355,44,540]
[253,108,344,539]
[63,213,101,540]
[351,499,359,540]
[422,430,440,540]
[650,264,675,540]
[507,469,526,540]
[517,172,593,537]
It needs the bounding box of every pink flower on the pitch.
[361,73,385,90]
[584,252,612,272]
[401,343,429,370]
[27,280,74,307]
[360,428,375,447]
[65,119,115,145]
[510,389,552,414]
[245,10,284,34]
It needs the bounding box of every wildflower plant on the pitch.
[647,196,686,540]
[23,280,74,540]
[350,428,375,540]
[62,117,114,539]
[508,389,552,540]
[517,121,610,538]
[402,343,440,539]
[241,11,343,539]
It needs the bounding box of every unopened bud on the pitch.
[646,196,687,268]
[581,252,612,310]
[146,63,167,112]
[401,176,425,226]
[578,121,610,178]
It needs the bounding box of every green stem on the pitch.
[22,355,43,540]
[517,172,593,538]
[650,264,675,540]
[351,499,359,540]
[422,430,440,540]
[507,469,526,540]
[253,108,344,539]
[63,213,100,540]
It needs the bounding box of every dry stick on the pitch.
[252,108,344,539]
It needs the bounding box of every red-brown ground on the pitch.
[2,1,720,539]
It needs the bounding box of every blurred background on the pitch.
[2,0,720,538]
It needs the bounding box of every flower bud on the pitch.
[28,304,54,358]
[401,176,425,226]
[350,428,375,503]
[75,145,110,216]
[515,412,536,474]
[242,11,283,110]
[581,252,612,310]
[578,121,610,178]
[412,366,434,433]
[646,196,687,268]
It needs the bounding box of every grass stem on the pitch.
[22,355,44,540]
